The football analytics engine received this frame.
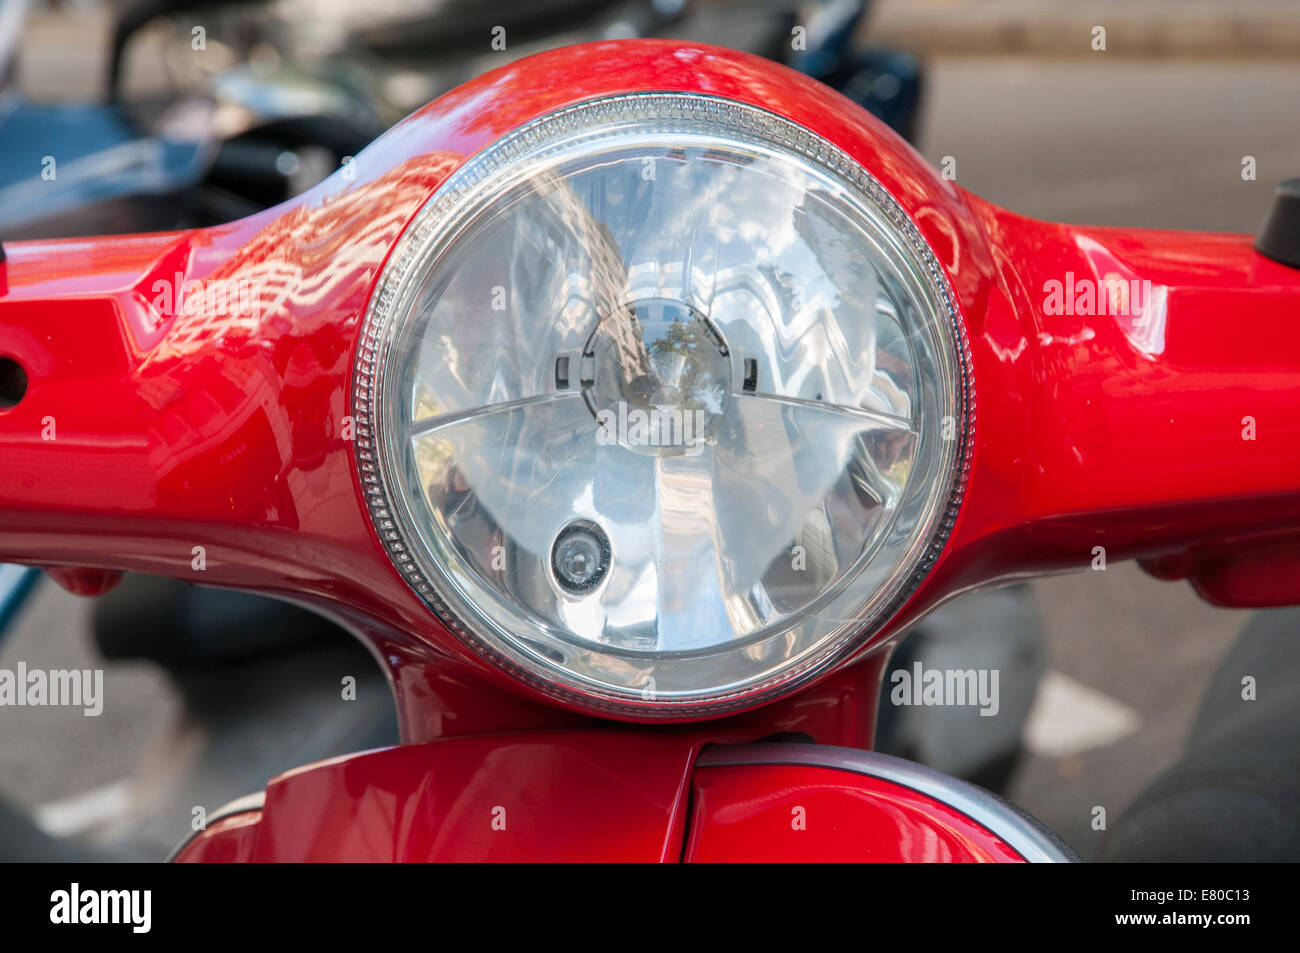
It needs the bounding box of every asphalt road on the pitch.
[3,52,1299,858]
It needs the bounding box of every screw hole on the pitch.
[0,357,27,408]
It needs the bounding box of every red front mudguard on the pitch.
[172,735,1071,862]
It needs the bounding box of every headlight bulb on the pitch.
[582,299,731,457]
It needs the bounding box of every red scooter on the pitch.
[2,39,1296,862]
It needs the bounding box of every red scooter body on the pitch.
[170,736,1057,862]
[2,41,1297,861]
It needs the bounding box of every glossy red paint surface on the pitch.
[934,211,1300,611]
[174,812,261,864]
[175,732,702,862]
[685,763,1023,862]
[174,735,1029,862]
[0,40,965,731]
[2,40,1298,860]
[43,565,122,596]
[377,637,888,747]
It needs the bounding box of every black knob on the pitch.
[1256,178,1300,269]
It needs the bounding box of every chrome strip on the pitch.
[697,743,1078,863]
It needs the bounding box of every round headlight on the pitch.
[355,93,971,717]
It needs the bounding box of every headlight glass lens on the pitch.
[357,94,969,715]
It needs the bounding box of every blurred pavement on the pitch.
[871,0,1300,59]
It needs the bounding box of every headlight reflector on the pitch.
[355,93,971,716]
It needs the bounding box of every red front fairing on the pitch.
[177,733,702,862]
[3,40,1299,861]
[172,736,1040,862]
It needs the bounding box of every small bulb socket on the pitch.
[550,520,611,594]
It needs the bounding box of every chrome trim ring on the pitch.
[352,92,975,717]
